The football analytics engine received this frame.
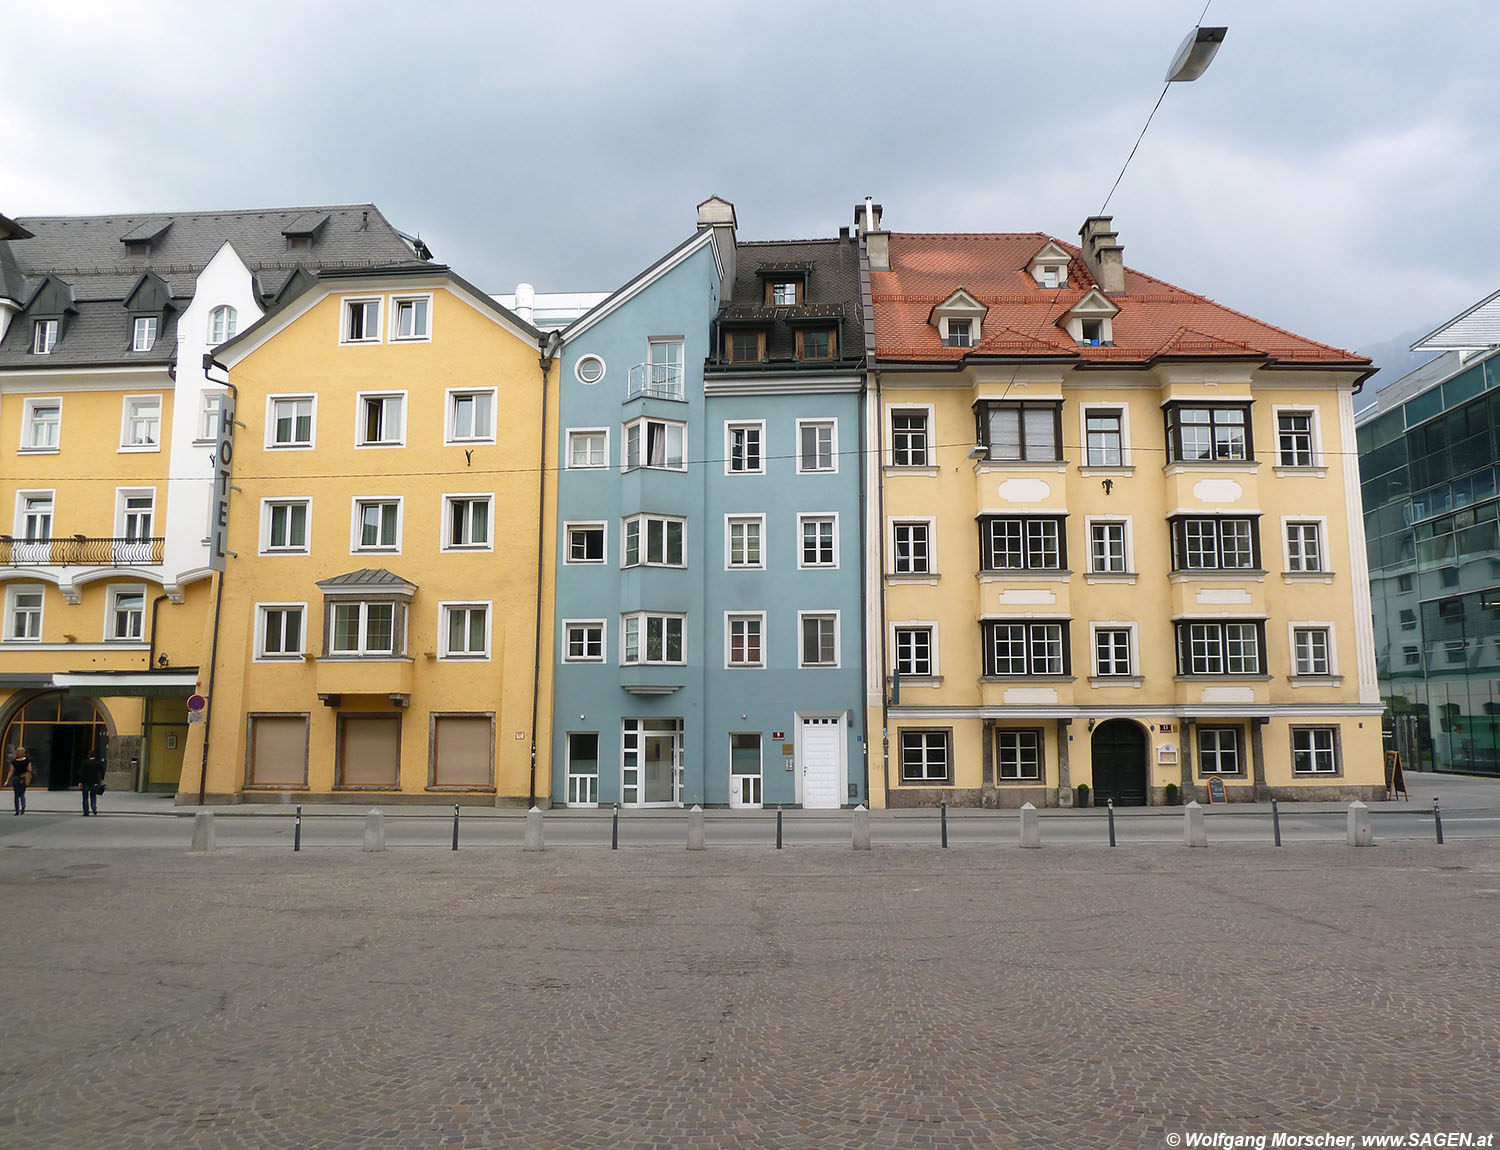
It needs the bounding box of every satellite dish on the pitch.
[1165,26,1227,83]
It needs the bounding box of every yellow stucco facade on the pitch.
[181,272,557,803]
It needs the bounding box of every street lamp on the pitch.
[1165,26,1227,83]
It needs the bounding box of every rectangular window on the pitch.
[726,330,765,363]
[797,420,836,472]
[1089,521,1128,573]
[107,586,145,641]
[769,281,799,306]
[122,395,162,448]
[1094,628,1132,676]
[566,523,606,564]
[978,401,1061,462]
[647,338,686,398]
[391,296,431,341]
[942,319,972,348]
[983,621,1068,676]
[6,586,43,641]
[726,516,764,569]
[894,627,933,677]
[357,393,405,447]
[622,515,684,567]
[1286,521,1324,573]
[1165,404,1251,462]
[900,730,951,783]
[567,429,607,469]
[1291,727,1339,774]
[563,621,605,662]
[270,397,314,447]
[263,500,310,553]
[726,422,763,473]
[344,298,381,343]
[726,614,764,668]
[621,613,685,665]
[799,613,839,667]
[995,729,1042,780]
[259,605,305,658]
[891,410,929,467]
[1198,728,1241,774]
[1293,627,1331,676]
[444,496,491,550]
[132,316,158,352]
[198,393,224,442]
[449,390,495,443]
[329,601,400,656]
[115,490,156,563]
[980,517,1065,572]
[1176,621,1264,676]
[1277,411,1315,466]
[1085,409,1123,466]
[892,521,931,574]
[17,493,53,559]
[1171,517,1259,571]
[353,499,400,551]
[21,399,61,450]
[442,603,489,659]
[624,418,685,470]
[796,328,835,360]
[33,319,58,354]
[799,515,837,568]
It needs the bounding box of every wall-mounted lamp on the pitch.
[967,443,987,460]
[156,653,169,667]
[1087,718,1096,731]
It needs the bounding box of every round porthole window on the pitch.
[576,355,606,385]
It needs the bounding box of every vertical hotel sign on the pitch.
[208,393,236,572]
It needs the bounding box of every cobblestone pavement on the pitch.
[2,843,1497,1148]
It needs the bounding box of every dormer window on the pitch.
[132,316,158,352]
[1080,320,1103,346]
[770,281,799,306]
[33,320,58,355]
[209,306,238,345]
[726,329,766,363]
[1028,241,1072,290]
[929,288,987,351]
[1043,266,1061,289]
[125,241,151,258]
[1060,287,1119,348]
[796,328,836,360]
[943,319,973,348]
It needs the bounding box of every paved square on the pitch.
[2,843,1497,1147]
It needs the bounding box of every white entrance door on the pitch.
[799,714,844,809]
[729,732,762,809]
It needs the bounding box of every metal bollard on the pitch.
[611,803,619,850]
[940,800,949,848]
[1271,797,1281,847]
[1433,797,1444,845]
[293,804,302,852]
[1107,799,1117,847]
[776,807,783,850]
[452,804,460,851]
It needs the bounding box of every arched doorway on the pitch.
[1091,719,1148,806]
[2,693,110,790]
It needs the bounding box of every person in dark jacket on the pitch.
[80,749,105,816]
[4,747,33,815]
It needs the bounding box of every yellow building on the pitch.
[862,211,1384,807]
[189,264,557,803]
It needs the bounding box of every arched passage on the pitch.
[2,692,111,790]
[1090,719,1148,806]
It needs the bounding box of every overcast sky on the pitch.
[3,1,1496,356]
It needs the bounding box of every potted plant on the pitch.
[1165,782,1179,806]
[1075,783,1091,809]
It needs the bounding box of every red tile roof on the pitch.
[871,233,1369,367]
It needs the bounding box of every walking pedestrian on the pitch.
[4,747,33,815]
[80,748,105,816]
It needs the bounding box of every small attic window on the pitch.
[1042,266,1063,289]
[766,280,802,306]
[132,316,158,352]
[943,319,973,349]
[33,319,59,355]
[125,241,151,258]
[929,288,986,351]
[1080,320,1103,346]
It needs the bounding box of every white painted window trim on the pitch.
[1078,401,1133,469]
[349,495,403,555]
[885,403,936,468]
[103,582,147,643]
[14,488,55,540]
[389,293,434,343]
[118,394,163,452]
[195,391,226,445]
[114,487,156,541]
[565,427,610,469]
[438,600,492,660]
[621,514,687,568]
[254,601,308,661]
[259,496,313,555]
[724,611,767,669]
[266,394,317,450]
[208,304,238,346]
[890,619,941,678]
[445,387,498,445]
[619,611,688,666]
[132,315,158,352]
[574,354,607,385]
[887,516,937,576]
[1280,515,1329,574]
[19,397,62,453]
[797,512,841,570]
[797,609,842,669]
[561,618,607,663]
[1287,620,1339,678]
[354,390,408,449]
[440,492,495,552]
[724,513,767,571]
[724,419,767,475]
[1271,404,1324,468]
[339,295,383,345]
[1089,620,1139,678]
[563,521,608,565]
[5,583,45,643]
[622,416,688,473]
[1084,515,1135,574]
[795,418,839,474]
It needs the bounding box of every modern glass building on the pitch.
[1358,292,1500,775]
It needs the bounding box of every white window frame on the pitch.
[32,319,58,355]
[350,496,402,554]
[1273,405,1322,469]
[341,296,382,344]
[355,391,407,448]
[327,600,404,657]
[1291,726,1340,775]
[119,394,162,451]
[725,611,767,669]
[995,729,1044,781]
[620,612,687,666]
[196,392,225,444]
[566,428,609,469]
[623,417,686,472]
[13,491,54,564]
[562,619,606,663]
[1282,517,1328,575]
[267,395,316,449]
[725,514,766,570]
[439,601,491,660]
[446,388,497,445]
[621,514,685,568]
[796,419,838,474]
[5,584,44,642]
[132,315,158,352]
[889,517,936,576]
[798,513,840,570]
[389,293,433,342]
[19,397,62,452]
[797,610,841,669]
[1289,622,1337,678]
[574,355,606,385]
[891,620,940,679]
[104,583,147,643]
[260,497,312,555]
[724,420,766,475]
[114,488,156,562]
[1197,727,1243,775]
[1079,402,1132,469]
[1085,516,1133,575]
[255,602,307,661]
[208,305,238,345]
[645,338,686,399]
[1090,622,1138,678]
[564,521,608,565]
[887,405,934,469]
[441,493,494,552]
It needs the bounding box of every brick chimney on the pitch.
[856,197,888,271]
[1079,216,1125,293]
[696,196,738,293]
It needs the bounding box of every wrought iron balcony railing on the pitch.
[0,536,165,567]
[626,362,686,401]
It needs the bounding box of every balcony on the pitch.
[626,362,686,401]
[0,536,165,567]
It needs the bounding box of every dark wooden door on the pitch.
[1091,720,1148,806]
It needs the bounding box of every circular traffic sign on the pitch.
[186,694,207,713]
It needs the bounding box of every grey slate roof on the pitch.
[0,204,429,369]
[315,569,417,594]
[706,236,865,374]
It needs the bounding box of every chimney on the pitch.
[513,283,535,324]
[856,197,889,271]
[1079,216,1125,293]
[697,196,738,297]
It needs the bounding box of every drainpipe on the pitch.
[146,592,170,671]
[529,330,562,808]
[856,370,871,807]
[197,359,237,806]
[874,369,891,810]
